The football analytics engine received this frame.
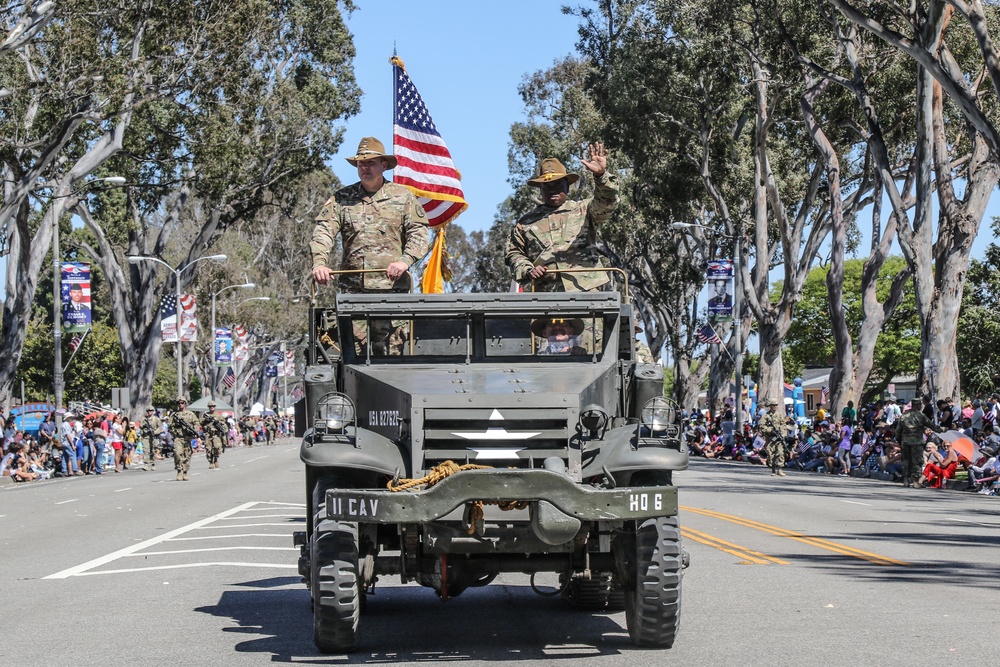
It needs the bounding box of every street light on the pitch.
[672,221,745,435]
[52,175,126,434]
[127,253,227,400]
[210,282,256,399]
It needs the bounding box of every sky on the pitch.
[328,1,585,234]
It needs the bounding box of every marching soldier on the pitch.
[264,414,277,445]
[758,398,787,477]
[140,407,162,471]
[240,415,255,447]
[169,398,199,481]
[201,401,227,469]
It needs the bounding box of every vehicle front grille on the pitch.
[421,407,571,469]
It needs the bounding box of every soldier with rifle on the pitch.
[140,407,162,471]
[201,401,227,469]
[170,398,199,481]
[758,398,787,477]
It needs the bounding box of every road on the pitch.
[1,442,997,667]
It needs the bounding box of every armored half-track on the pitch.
[294,287,688,652]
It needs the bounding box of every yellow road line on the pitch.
[681,526,788,565]
[681,506,910,567]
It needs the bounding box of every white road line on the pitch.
[73,562,297,576]
[115,487,132,493]
[44,501,260,579]
[55,499,78,505]
[194,522,292,529]
[838,500,872,506]
[167,533,291,541]
[244,456,268,463]
[127,546,297,556]
[217,514,301,520]
[239,502,304,509]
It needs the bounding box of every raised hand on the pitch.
[580,142,608,177]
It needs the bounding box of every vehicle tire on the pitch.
[621,516,682,648]
[312,478,361,654]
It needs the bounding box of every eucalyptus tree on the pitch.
[0,0,360,414]
[828,0,1000,400]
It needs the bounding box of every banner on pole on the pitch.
[61,263,92,333]
[706,260,733,322]
[215,328,232,366]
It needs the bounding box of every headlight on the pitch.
[314,393,355,433]
[580,404,610,437]
[641,397,675,434]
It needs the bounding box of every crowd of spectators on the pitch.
[684,393,1000,495]
[1,409,294,484]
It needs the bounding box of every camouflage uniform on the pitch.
[635,340,655,364]
[140,412,162,470]
[240,416,255,447]
[505,171,619,293]
[201,410,227,468]
[169,407,199,480]
[310,180,429,354]
[264,416,277,445]
[758,406,787,475]
[895,407,941,486]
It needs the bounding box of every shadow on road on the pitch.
[196,577,634,663]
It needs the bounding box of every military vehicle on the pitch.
[294,282,688,653]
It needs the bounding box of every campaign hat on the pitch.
[527,158,580,187]
[345,137,397,169]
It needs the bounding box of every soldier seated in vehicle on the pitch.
[531,317,588,356]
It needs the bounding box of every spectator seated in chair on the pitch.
[922,441,962,489]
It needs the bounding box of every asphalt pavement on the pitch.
[1,443,997,667]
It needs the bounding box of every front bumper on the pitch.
[326,469,677,523]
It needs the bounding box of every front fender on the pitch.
[581,425,689,478]
[299,427,408,478]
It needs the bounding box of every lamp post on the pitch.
[52,175,126,434]
[673,221,745,435]
[127,253,227,401]
[210,282,256,399]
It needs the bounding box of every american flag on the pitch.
[821,386,829,405]
[391,55,467,227]
[696,323,723,345]
[221,367,236,389]
[68,334,83,352]
[244,371,257,389]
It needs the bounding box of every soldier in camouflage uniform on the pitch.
[240,415,255,447]
[310,137,429,356]
[758,398,787,477]
[169,398,199,481]
[140,407,162,471]
[264,415,277,445]
[200,401,227,469]
[895,397,942,487]
[505,143,619,293]
[634,317,654,364]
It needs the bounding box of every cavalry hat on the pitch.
[527,158,580,187]
[530,317,585,337]
[345,137,397,169]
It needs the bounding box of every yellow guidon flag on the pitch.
[421,225,452,294]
